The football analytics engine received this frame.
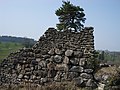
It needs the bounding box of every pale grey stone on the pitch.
[36,58,41,62]
[24,75,29,79]
[31,75,36,80]
[41,78,48,83]
[48,49,55,55]
[65,50,73,56]
[84,69,93,74]
[80,73,93,79]
[18,74,23,79]
[63,56,69,64]
[70,66,83,72]
[55,48,62,55]
[79,58,86,66]
[54,55,62,63]
[70,58,79,65]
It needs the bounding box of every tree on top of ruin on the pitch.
[55,1,86,32]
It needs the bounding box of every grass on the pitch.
[0,81,97,90]
[0,42,24,62]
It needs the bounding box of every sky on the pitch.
[0,0,120,51]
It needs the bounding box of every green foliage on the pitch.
[55,1,86,32]
[0,82,96,90]
[98,51,105,60]
[22,38,34,48]
[98,50,120,65]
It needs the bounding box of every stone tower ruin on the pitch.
[0,27,97,88]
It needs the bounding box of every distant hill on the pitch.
[0,36,36,44]
[0,36,36,48]
[0,36,37,61]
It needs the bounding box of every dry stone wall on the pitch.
[0,27,97,88]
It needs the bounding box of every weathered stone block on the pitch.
[70,66,83,72]
[54,55,62,63]
[18,74,23,79]
[25,68,31,72]
[42,55,51,59]
[79,58,86,66]
[24,75,29,79]
[41,77,48,84]
[38,70,48,78]
[63,56,69,64]
[47,69,57,78]
[80,73,93,79]
[48,49,55,55]
[86,79,97,88]
[74,77,84,87]
[16,64,21,71]
[36,58,41,62]
[54,71,62,82]
[70,58,79,65]
[84,69,93,74]
[47,62,56,70]
[39,61,47,68]
[68,72,79,80]
[74,51,83,57]
[65,50,73,56]
[55,48,62,55]
[55,64,68,71]
[30,75,36,80]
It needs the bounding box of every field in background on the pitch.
[98,50,120,65]
[0,42,24,61]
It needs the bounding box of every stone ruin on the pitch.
[0,27,98,88]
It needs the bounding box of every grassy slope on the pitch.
[0,42,24,61]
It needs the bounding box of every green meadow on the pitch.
[0,42,24,61]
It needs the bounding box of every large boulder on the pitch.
[95,66,120,89]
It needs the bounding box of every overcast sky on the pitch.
[0,0,120,51]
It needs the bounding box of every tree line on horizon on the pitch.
[0,36,36,48]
